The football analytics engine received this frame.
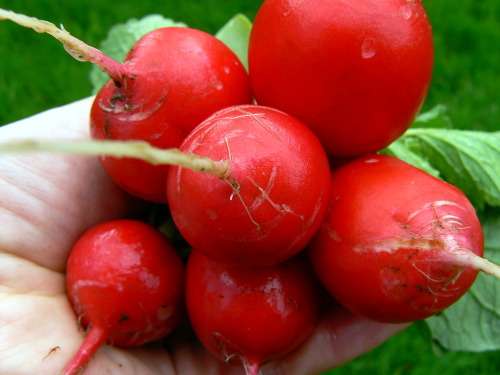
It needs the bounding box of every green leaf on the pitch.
[426,213,500,352]
[405,128,500,209]
[89,14,187,93]
[215,13,252,71]
[381,137,441,178]
[385,128,500,210]
[412,104,452,129]
[382,105,450,176]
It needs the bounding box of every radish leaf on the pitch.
[382,137,441,178]
[412,104,452,129]
[215,13,252,71]
[402,128,500,209]
[385,106,499,210]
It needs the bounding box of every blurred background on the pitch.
[0,0,498,373]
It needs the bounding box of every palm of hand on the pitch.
[0,98,407,375]
[0,98,176,374]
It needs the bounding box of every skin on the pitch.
[0,98,407,375]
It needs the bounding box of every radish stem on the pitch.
[0,138,230,178]
[0,8,128,83]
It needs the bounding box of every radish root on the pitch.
[61,325,108,375]
[447,249,500,279]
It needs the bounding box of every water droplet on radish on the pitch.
[223,66,231,74]
[400,4,413,19]
[361,38,377,59]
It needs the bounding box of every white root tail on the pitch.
[450,249,500,279]
[0,8,128,82]
[0,139,230,178]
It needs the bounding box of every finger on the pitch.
[262,301,410,375]
[0,97,146,272]
[165,319,253,375]
[0,282,176,375]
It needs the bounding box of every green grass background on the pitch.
[0,1,498,130]
[0,0,498,374]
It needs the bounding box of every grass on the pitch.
[0,0,498,130]
[0,0,260,125]
[421,0,499,132]
[0,0,498,374]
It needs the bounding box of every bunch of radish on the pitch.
[0,1,499,375]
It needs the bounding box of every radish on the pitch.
[64,219,184,375]
[248,0,433,158]
[0,8,252,203]
[0,104,330,266]
[166,104,331,266]
[307,154,500,323]
[0,101,331,266]
[185,250,322,375]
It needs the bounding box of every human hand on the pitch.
[0,98,408,375]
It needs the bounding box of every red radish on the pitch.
[64,220,184,375]
[166,104,331,266]
[90,27,252,203]
[0,9,253,203]
[248,0,433,158]
[307,154,500,323]
[185,250,322,375]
